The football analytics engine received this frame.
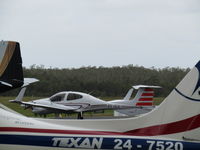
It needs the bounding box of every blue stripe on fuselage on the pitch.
[0,134,199,150]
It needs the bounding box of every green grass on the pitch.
[0,96,42,117]
[153,97,165,105]
[0,96,165,118]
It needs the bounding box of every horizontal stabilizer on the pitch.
[0,81,13,87]
[23,78,39,87]
[133,85,161,89]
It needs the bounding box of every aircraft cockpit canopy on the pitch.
[50,93,65,102]
[67,93,83,101]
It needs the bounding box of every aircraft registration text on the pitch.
[52,137,184,150]
[1,135,198,149]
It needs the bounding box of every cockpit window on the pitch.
[67,93,83,101]
[50,94,65,102]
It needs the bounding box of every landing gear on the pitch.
[77,112,83,119]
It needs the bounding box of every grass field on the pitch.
[0,96,164,118]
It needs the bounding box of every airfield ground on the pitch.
[0,97,164,118]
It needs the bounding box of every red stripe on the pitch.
[139,98,153,101]
[0,127,123,136]
[136,102,153,106]
[125,114,200,136]
[144,89,154,91]
[0,114,200,136]
[142,93,154,96]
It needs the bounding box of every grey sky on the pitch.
[0,0,200,68]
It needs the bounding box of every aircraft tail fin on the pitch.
[132,85,161,106]
[10,87,27,104]
[115,62,200,140]
[10,78,38,103]
[128,61,200,140]
[156,61,200,140]
[123,88,134,100]
[0,41,24,93]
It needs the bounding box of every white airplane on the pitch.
[1,41,200,150]
[10,85,160,119]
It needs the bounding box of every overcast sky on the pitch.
[0,0,200,68]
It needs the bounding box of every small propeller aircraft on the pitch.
[1,41,200,150]
[10,84,160,119]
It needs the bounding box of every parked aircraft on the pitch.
[1,41,200,149]
[10,85,160,119]
[3,41,159,118]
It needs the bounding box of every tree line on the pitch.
[3,65,190,98]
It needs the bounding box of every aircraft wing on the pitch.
[16,101,81,112]
[18,101,136,113]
